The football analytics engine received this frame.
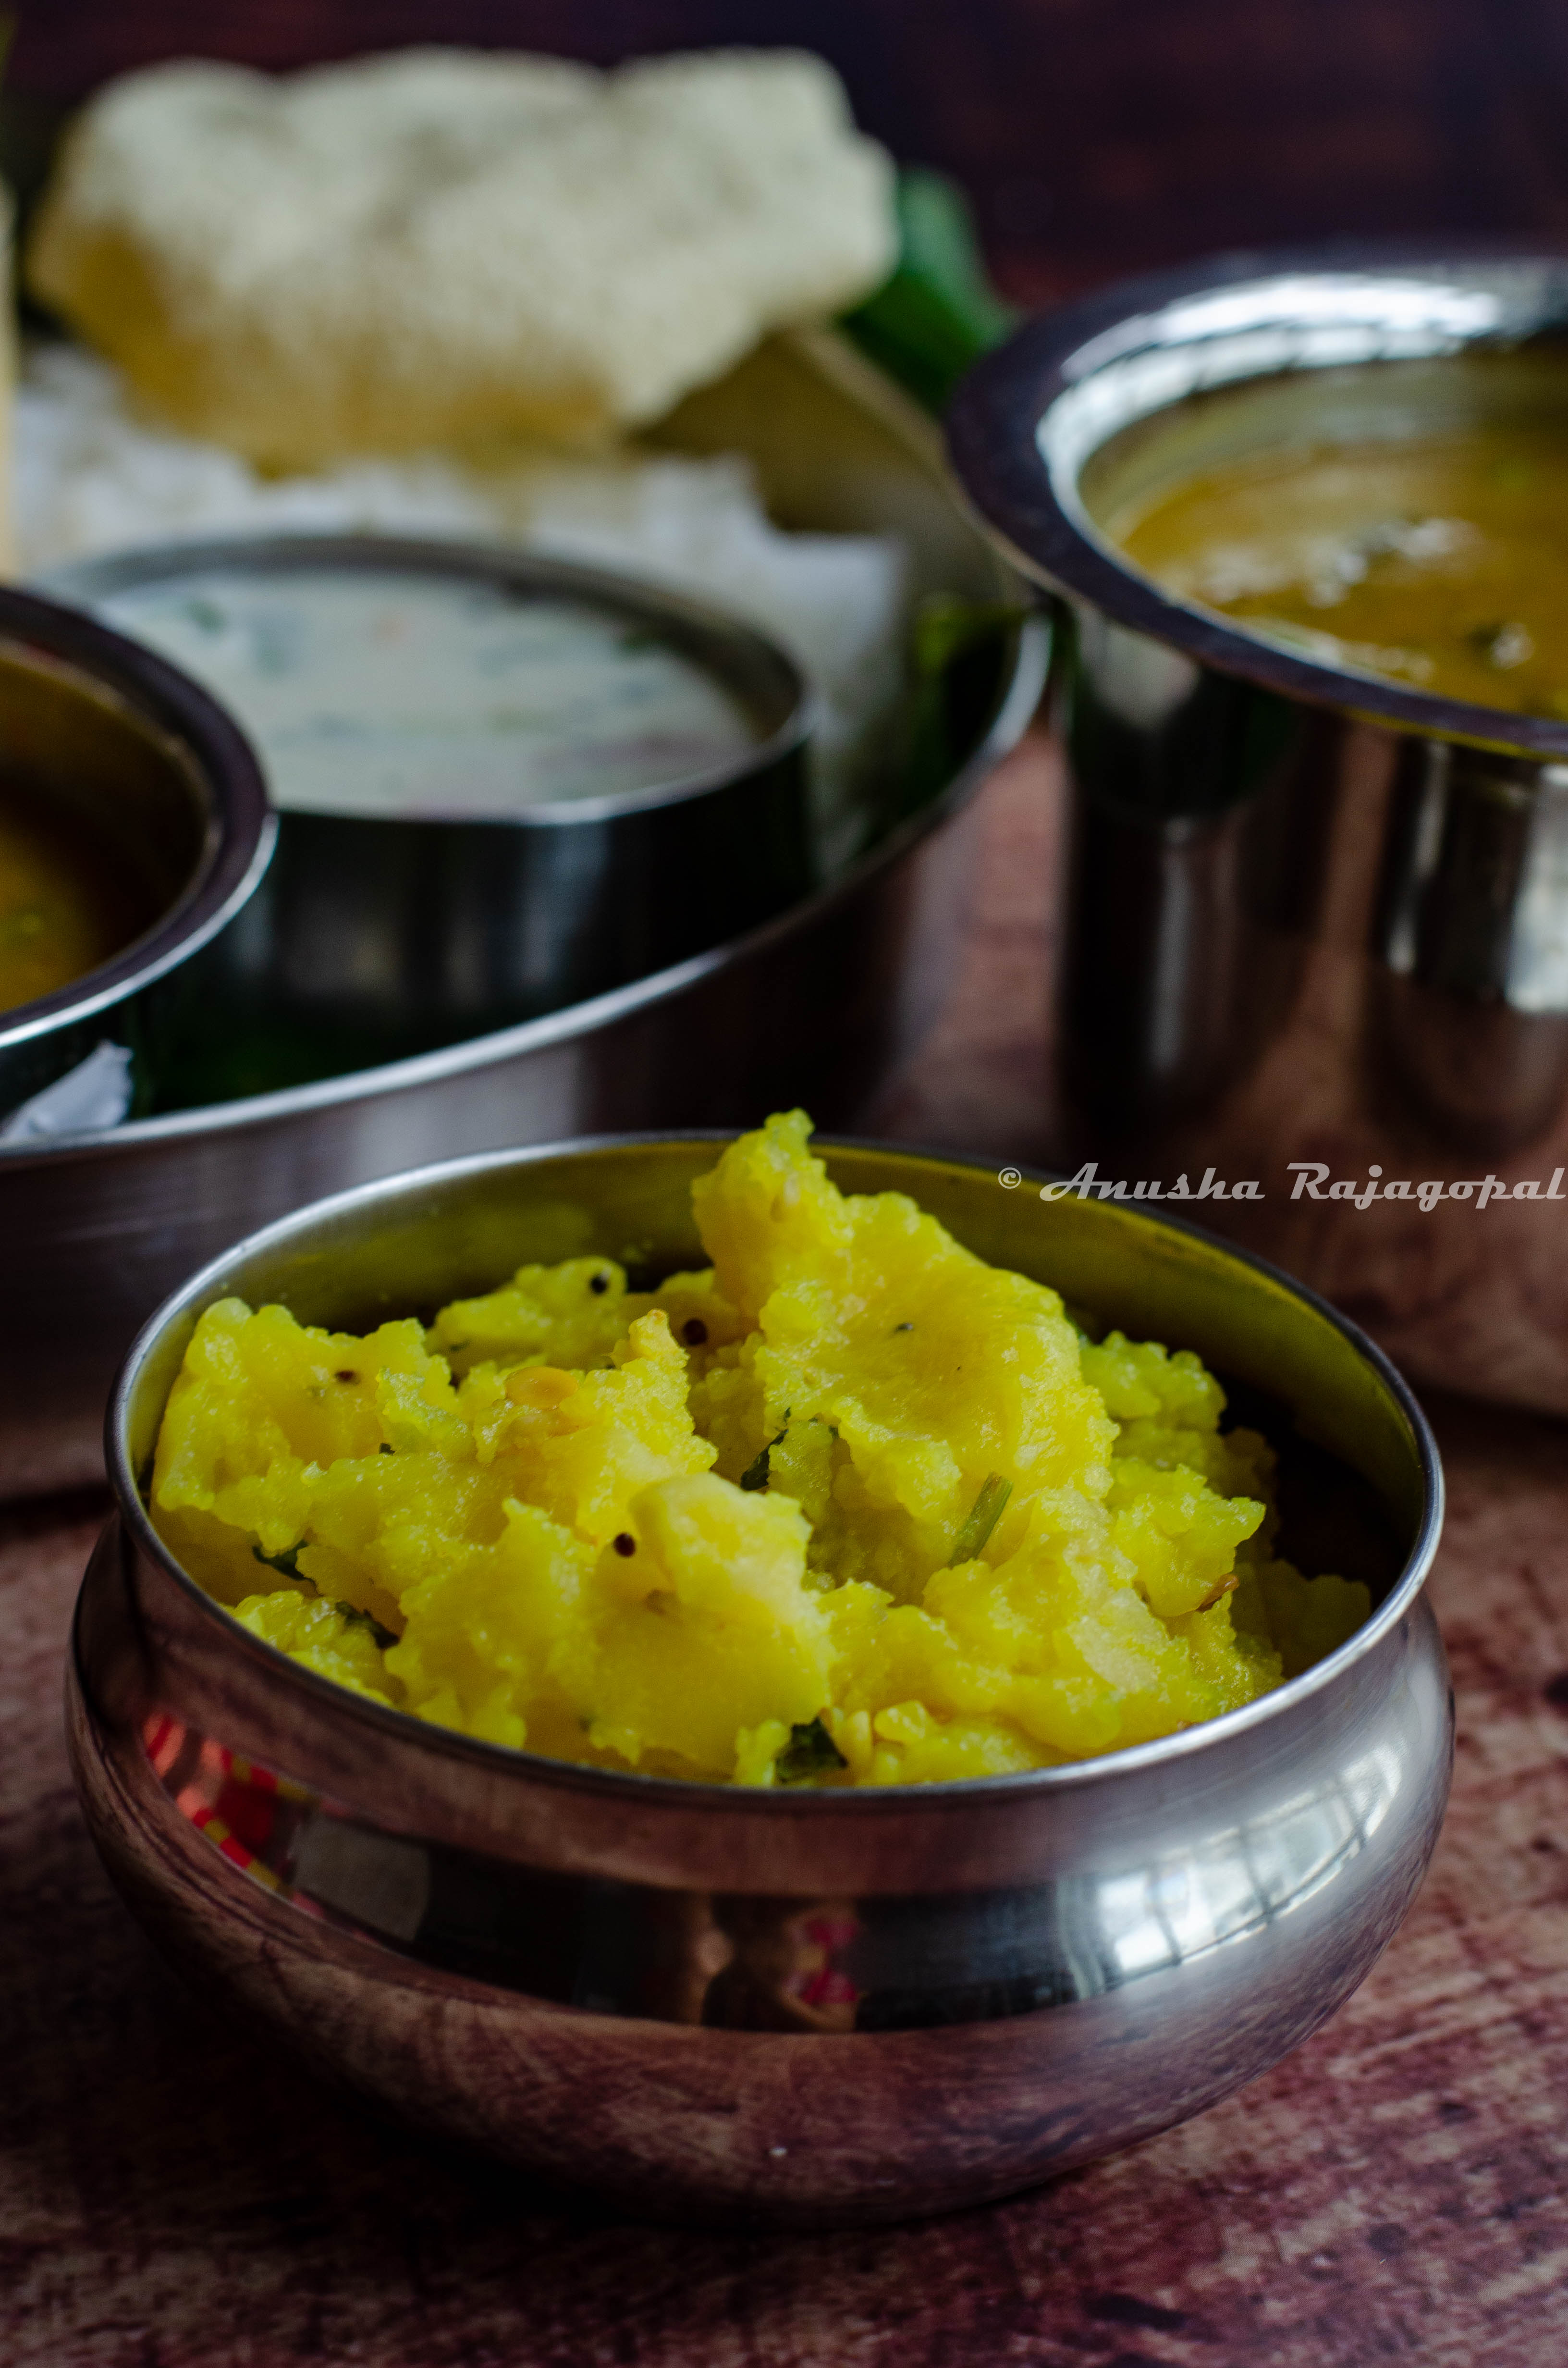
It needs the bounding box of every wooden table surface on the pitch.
[6,740,1568,2367]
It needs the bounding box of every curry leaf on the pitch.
[776,1716,848,1784]
[253,1542,305,1580]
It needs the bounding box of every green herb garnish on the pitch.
[947,1473,1012,1566]
[740,1422,788,1492]
[248,1546,393,1649]
[775,1717,848,1785]
[253,1542,305,1580]
[335,1601,397,1651]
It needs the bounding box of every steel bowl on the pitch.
[949,245,1568,1413]
[0,585,273,1116]
[44,536,813,1077]
[69,1133,1450,2228]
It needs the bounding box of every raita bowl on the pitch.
[43,535,812,1078]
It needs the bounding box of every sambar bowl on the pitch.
[0,583,273,1118]
[950,245,1568,1415]
[71,1135,1450,2227]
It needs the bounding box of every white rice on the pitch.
[14,342,911,855]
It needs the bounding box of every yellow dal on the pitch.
[150,1112,1368,1785]
[1114,423,1568,717]
[0,788,145,1014]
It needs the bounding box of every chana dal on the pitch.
[149,1112,1368,1785]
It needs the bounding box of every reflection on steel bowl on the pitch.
[950,247,1568,1413]
[46,537,812,1087]
[72,1134,1449,2226]
[0,585,273,1119]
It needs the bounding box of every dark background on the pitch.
[12,1,1568,303]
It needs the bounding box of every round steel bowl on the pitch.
[71,1134,1450,2228]
[948,244,1568,1413]
[0,585,274,1116]
[44,535,813,1070]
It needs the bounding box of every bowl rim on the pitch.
[0,583,276,1053]
[947,235,1568,759]
[39,530,812,829]
[0,604,1051,1166]
[105,1128,1446,1812]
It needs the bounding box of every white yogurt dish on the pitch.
[95,564,764,820]
[41,536,812,1074]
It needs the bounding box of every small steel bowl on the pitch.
[70,1135,1449,2228]
[44,536,813,1078]
[0,585,273,1117]
[948,245,1568,1412]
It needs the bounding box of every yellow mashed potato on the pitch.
[149,1112,1369,1785]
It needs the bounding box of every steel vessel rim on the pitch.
[0,611,1051,1163]
[107,1128,1445,1812]
[948,236,1568,755]
[40,530,812,828]
[0,587,275,1051]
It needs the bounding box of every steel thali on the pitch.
[1,330,1048,1496]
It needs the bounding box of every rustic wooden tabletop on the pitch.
[5,738,1568,2367]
